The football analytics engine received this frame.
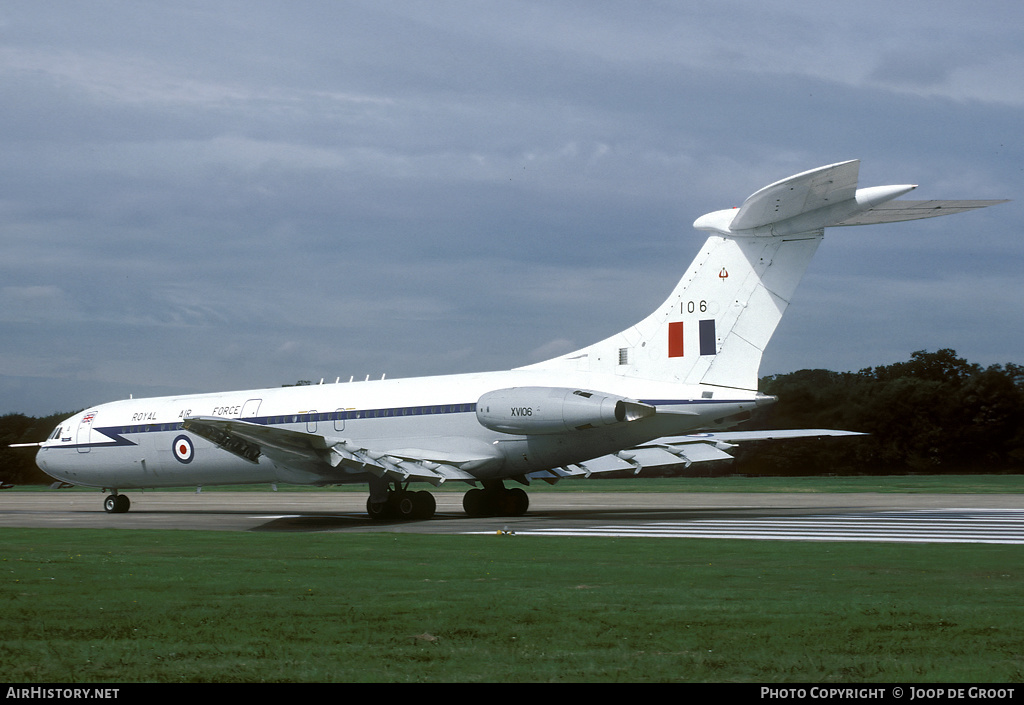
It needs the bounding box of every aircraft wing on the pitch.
[834,199,1010,226]
[525,429,865,483]
[182,416,483,486]
[184,416,862,486]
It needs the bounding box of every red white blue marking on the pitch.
[172,435,195,464]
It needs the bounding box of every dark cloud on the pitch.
[0,1,1021,415]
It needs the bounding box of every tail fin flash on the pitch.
[522,160,1007,390]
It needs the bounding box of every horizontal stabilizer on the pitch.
[834,199,1010,226]
[695,160,1007,237]
[730,160,861,231]
[660,429,866,444]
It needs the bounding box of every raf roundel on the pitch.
[172,435,195,464]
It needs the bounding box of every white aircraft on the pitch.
[14,160,1006,518]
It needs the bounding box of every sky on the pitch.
[1,1,1021,417]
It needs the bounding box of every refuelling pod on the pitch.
[476,387,655,435]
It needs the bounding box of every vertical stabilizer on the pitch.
[520,160,1006,391]
[519,229,821,391]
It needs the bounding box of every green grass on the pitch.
[3,529,1023,682]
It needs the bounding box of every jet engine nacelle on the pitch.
[476,387,655,435]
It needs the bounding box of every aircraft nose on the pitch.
[34,447,76,486]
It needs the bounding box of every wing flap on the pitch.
[578,455,636,473]
[619,446,687,469]
[666,442,735,464]
[326,440,479,485]
[525,428,865,483]
[525,465,589,483]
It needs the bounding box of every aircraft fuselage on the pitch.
[35,368,760,491]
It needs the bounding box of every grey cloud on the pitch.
[1,1,1021,416]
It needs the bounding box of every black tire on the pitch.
[394,491,417,520]
[507,487,529,516]
[366,497,392,520]
[463,488,487,517]
[413,491,436,520]
[104,494,130,513]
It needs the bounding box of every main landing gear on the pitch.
[103,492,131,514]
[365,480,530,521]
[366,488,437,521]
[462,481,529,518]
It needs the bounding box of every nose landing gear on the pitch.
[103,493,131,514]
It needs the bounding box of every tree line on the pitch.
[0,410,78,485]
[2,349,1022,484]
[733,349,1024,476]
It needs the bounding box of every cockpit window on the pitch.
[49,426,62,440]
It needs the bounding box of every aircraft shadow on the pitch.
[245,504,866,533]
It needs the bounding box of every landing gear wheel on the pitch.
[463,488,488,517]
[366,489,436,521]
[394,491,418,520]
[507,487,529,517]
[366,497,392,520]
[413,491,436,520]
[463,485,529,517]
[104,494,130,514]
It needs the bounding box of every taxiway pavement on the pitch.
[1,490,1022,543]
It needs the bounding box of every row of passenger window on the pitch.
[111,403,477,435]
[270,403,476,424]
[117,423,185,435]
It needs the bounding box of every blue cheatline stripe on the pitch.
[253,402,478,426]
[57,398,746,449]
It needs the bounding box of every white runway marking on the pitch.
[481,509,1024,544]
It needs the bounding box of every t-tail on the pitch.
[521,159,1006,391]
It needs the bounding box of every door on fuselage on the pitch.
[76,411,98,453]
[240,399,262,420]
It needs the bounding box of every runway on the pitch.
[487,508,1024,544]
[1,489,1023,544]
